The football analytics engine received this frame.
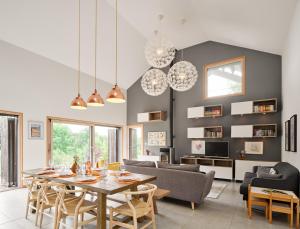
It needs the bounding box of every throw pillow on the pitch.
[123,159,156,167]
[269,168,277,175]
[257,166,271,177]
[157,162,200,172]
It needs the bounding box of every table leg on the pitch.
[97,192,107,229]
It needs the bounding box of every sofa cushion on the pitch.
[257,166,282,179]
[123,159,156,167]
[157,162,200,172]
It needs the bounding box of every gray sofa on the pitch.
[123,160,215,209]
[240,162,299,200]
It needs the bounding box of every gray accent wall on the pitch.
[127,41,282,162]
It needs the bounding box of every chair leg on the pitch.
[265,205,268,219]
[25,195,30,219]
[35,201,41,226]
[80,213,84,229]
[290,213,293,228]
[39,207,44,228]
[133,218,138,229]
[109,209,114,229]
[55,210,61,229]
[151,207,156,229]
[73,214,79,229]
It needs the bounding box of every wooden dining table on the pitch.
[23,168,156,229]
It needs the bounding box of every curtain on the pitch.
[7,117,18,187]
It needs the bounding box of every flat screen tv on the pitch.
[205,141,229,158]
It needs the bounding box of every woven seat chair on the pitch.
[24,177,50,221]
[109,183,157,229]
[55,188,97,229]
[36,181,78,228]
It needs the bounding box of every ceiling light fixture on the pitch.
[106,0,126,103]
[141,69,168,96]
[71,0,87,110]
[167,18,198,91]
[87,0,104,107]
[145,15,175,68]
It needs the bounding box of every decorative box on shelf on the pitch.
[187,104,222,119]
[187,126,223,139]
[231,98,277,115]
[231,124,277,138]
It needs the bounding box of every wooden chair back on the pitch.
[56,188,87,215]
[123,183,157,211]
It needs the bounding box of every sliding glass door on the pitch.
[49,119,121,166]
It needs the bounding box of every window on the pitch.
[204,56,245,98]
[127,125,143,160]
[48,118,121,166]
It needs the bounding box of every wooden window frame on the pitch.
[46,116,124,166]
[204,56,246,99]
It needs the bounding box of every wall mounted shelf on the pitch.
[187,104,223,119]
[137,111,166,123]
[187,126,223,139]
[231,124,277,138]
[231,98,277,115]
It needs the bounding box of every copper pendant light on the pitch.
[71,0,87,110]
[106,0,126,103]
[87,0,104,107]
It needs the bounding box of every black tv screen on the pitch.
[205,141,229,158]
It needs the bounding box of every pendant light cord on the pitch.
[94,0,98,90]
[77,0,81,95]
[115,0,118,86]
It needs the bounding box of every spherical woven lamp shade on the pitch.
[141,69,168,96]
[145,37,175,68]
[106,84,126,103]
[70,94,87,110]
[167,61,198,91]
[87,89,104,107]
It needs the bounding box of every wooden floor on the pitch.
[0,181,293,229]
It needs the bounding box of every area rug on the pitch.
[0,185,19,193]
[207,181,228,199]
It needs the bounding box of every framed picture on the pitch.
[290,114,297,152]
[147,131,166,146]
[28,121,44,140]
[191,140,205,155]
[285,120,290,151]
[245,141,263,155]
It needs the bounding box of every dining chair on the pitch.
[36,181,77,228]
[269,192,294,227]
[24,177,49,221]
[55,188,97,229]
[247,185,269,219]
[109,183,157,229]
[107,162,121,171]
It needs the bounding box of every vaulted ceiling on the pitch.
[0,0,297,89]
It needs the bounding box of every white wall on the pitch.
[282,1,300,169]
[0,40,127,171]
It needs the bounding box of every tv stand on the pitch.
[180,156,233,180]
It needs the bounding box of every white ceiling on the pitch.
[0,0,298,89]
[114,0,298,54]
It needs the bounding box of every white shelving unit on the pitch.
[231,124,277,138]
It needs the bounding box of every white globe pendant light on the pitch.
[167,59,198,92]
[145,15,175,68]
[141,69,168,96]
